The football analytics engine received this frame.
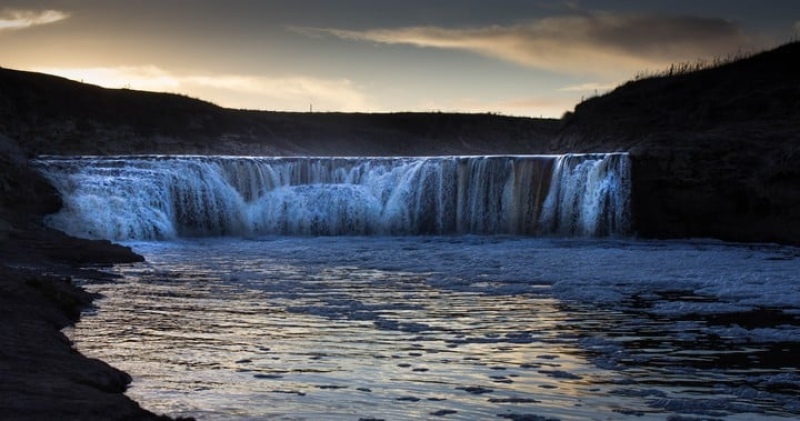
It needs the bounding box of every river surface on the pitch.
[67,237,800,420]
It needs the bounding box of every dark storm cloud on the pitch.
[300,11,750,76]
[589,14,744,55]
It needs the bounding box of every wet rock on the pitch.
[456,386,494,394]
[430,409,458,416]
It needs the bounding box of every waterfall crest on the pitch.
[33,154,630,240]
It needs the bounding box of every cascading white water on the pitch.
[33,154,630,240]
[538,153,631,237]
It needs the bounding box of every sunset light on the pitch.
[3,1,797,117]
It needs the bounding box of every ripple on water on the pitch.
[67,237,800,420]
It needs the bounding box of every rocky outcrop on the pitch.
[553,41,800,244]
[0,134,62,223]
[629,129,800,244]
[0,233,168,420]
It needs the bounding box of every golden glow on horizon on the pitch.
[35,66,181,91]
[5,3,791,118]
[32,64,578,117]
[558,82,618,93]
[31,66,374,113]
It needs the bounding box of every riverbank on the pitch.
[1,134,181,418]
[0,219,188,420]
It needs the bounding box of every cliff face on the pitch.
[553,41,800,244]
[629,129,800,244]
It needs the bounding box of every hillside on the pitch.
[0,67,557,157]
[555,41,800,151]
[554,41,800,244]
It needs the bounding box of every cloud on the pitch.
[298,12,749,77]
[0,9,68,31]
[32,66,371,112]
[795,20,800,35]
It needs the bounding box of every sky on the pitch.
[1,1,798,118]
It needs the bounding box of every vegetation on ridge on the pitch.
[556,41,800,151]
[0,68,558,157]
[553,41,800,245]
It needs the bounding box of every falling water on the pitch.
[33,154,630,240]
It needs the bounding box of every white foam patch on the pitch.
[548,240,800,318]
[129,237,800,345]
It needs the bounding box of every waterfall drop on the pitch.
[34,154,630,240]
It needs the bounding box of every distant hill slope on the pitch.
[555,41,800,151]
[0,67,557,156]
[553,41,800,244]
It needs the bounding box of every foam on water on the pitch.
[65,237,800,420]
[33,154,630,240]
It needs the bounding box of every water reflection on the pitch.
[67,237,800,420]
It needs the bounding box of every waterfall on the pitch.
[538,153,631,236]
[33,154,630,240]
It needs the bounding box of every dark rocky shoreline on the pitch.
[0,224,180,420]
[0,134,179,419]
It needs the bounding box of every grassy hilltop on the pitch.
[552,41,800,244]
[0,68,557,157]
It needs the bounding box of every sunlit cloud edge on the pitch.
[0,9,69,31]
